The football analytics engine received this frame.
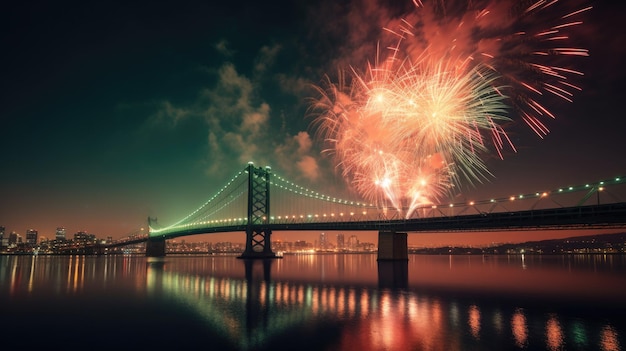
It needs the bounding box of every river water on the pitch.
[1,253,624,350]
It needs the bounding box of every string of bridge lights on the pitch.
[441,176,624,209]
[270,173,624,213]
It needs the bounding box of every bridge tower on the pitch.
[239,163,280,259]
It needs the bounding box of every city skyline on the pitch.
[2,0,626,244]
[3,222,624,254]
[2,222,624,249]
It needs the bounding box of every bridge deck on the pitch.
[145,202,626,240]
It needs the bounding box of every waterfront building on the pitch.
[73,231,96,244]
[337,233,345,250]
[8,232,20,246]
[348,235,359,251]
[55,227,66,241]
[26,229,38,246]
[294,240,311,251]
[319,232,327,250]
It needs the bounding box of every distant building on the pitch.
[9,232,20,246]
[348,235,359,251]
[319,232,327,250]
[337,233,345,250]
[55,227,66,241]
[0,226,6,248]
[272,240,292,252]
[294,240,311,251]
[74,231,96,244]
[214,241,243,253]
[25,229,38,246]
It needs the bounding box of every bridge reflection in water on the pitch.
[145,256,623,351]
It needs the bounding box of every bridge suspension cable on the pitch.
[150,168,248,234]
[269,172,377,223]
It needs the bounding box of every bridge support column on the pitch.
[377,230,408,261]
[239,227,280,259]
[145,237,166,258]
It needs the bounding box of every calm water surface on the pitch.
[1,253,625,350]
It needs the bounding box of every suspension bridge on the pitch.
[140,162,626,260]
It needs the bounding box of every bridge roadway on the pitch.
[150,202,626,240]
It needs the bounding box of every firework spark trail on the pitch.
[309,0,590,218]
[397,0,591,135]
[311,57,510,217]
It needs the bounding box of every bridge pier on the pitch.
[145,237,166,258]
[377,230,408,261]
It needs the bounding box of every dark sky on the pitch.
[1,0,625,244]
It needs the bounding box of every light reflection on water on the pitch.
[512,308,529,348]
[1,253,625,350]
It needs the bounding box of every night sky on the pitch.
[2,0,625,245]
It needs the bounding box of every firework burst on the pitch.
[309,0,591,218]
[402,0,591,137]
